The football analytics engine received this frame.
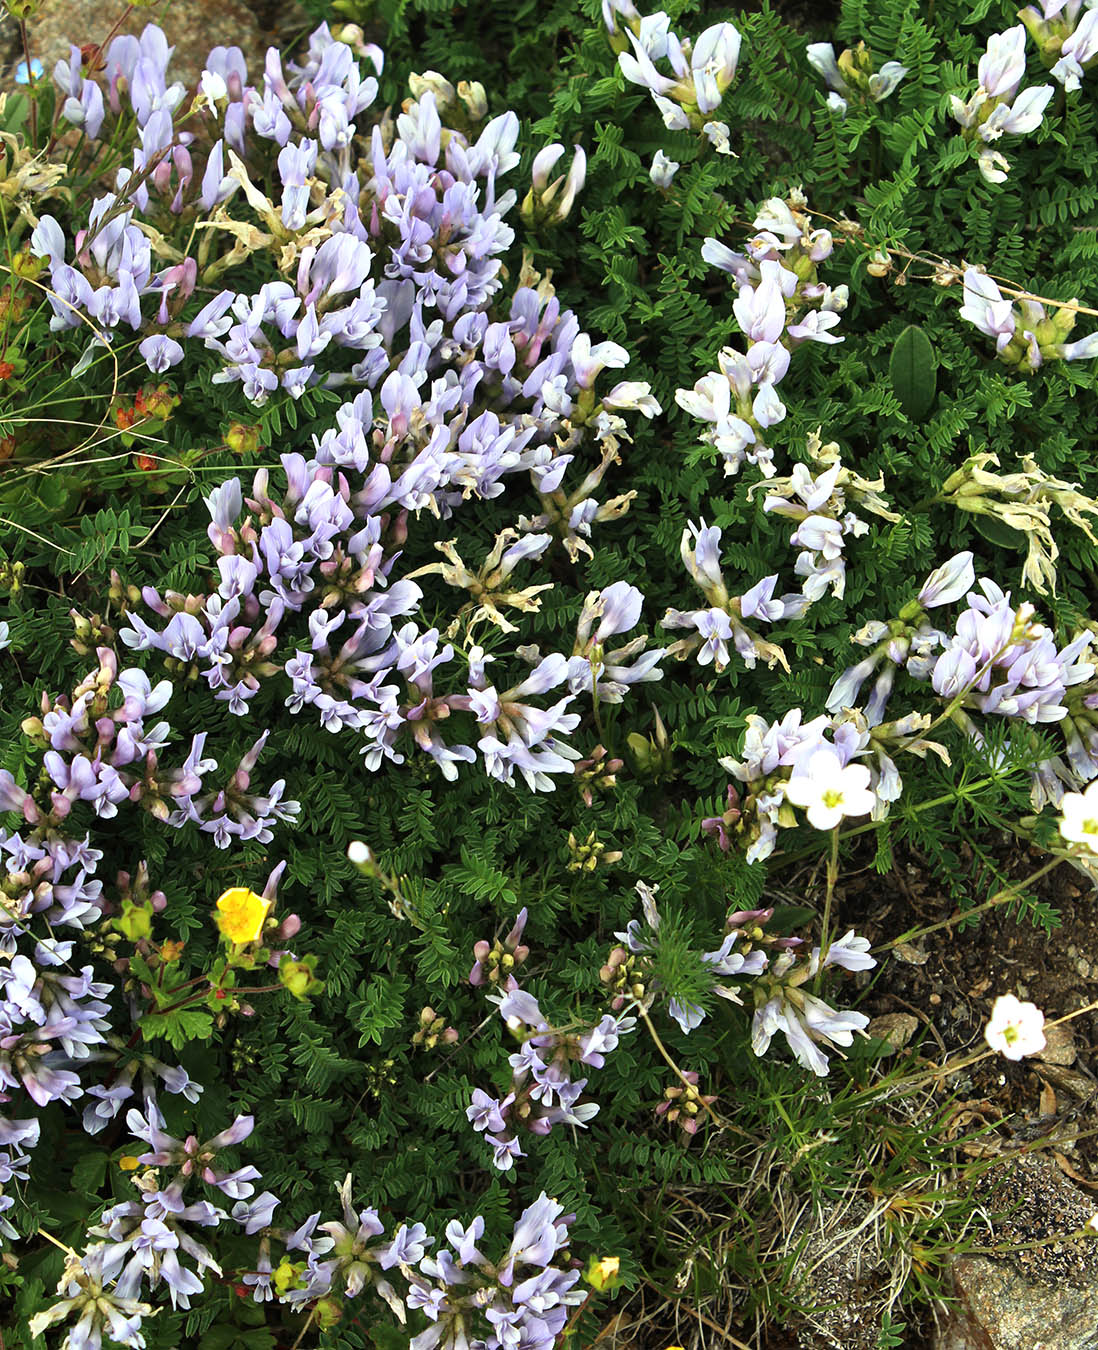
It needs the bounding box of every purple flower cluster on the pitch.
[273,1178,586,1350]
[403,1191,584,1350]
[608,883,874,1077]
[718,706,930,862]
[825,553,1098,807]
[1024,1,1098,92]
[0,646,289,1236]
[662,451,897,676]
[18,646,295,844]
[959,267,1098,371]
[30,1101,268,1343]
[38,1119,585,1350]
[0,1119,38,1242]
[31,20,664,795]
[750,929,875,1077]
[677,195,846,479]
[122,461,662,789]
[610,5,742,151]
[662,517,807,674]
[949,25,1054,183]
[34,15,660,488]
[762,454,898,603]
[466,910,636,1169]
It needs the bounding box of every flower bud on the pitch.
[226,423,261,455]
[347,840,378,875]
[522,145,586,228]
[279,953,322,1000]
[457,80,487,119]
[866,248,892,278]
[409,71,456,108]
[314,1296,343,1329]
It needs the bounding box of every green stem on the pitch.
[814,825,841,991]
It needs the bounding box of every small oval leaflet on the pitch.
[889,323,938,420]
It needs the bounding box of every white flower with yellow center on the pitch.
[783,747,876,830]
[984,993,1046,1061]
[1059,780,1098,854]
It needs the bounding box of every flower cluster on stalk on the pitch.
[606,4,742,153]
[677,194,847,480]
[949,25,1054,182]
[467,909,636,1170]
[609,882,875,1078]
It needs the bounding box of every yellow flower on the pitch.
[215,887,271,944]
[584,1254,621,1290]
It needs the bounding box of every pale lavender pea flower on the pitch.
[602,0,640,35]
[569,332,629,388]
[959,269,1016,351]
[139,335,184,372]
[809,930,875,974]
[619,26,678,96]
[232,1191,281,1234]
[650,150,680,187]
[980,84,1054,139]
[733,260,788,342]
[918,552,975,608]
[602,380,661,416]
[199,140,236,209]
[186,289,235,340]
[869,62,908,100]
[531,144,566,190]
[978,25,1028,101]
[64,78,106,139]
[680,519,725,592]
[786,309,843,344]
[931,646,979,698]
[668,998,706,1033]
[1058,331,1098,361]
[693,23,741,108]
[806,42,843,91]
[584,581,644,643]
[445,1215,485,1264]
[487,1133,525,1170]
[740,575,787,622]
[466,1089,513,1134]
[1053,8,1098,89]
[379,1222,430,1269]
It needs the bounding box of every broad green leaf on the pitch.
[889,324,938,421]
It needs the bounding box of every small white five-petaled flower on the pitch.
[1059,780,1098,854]
[784,747,876,830]
[984,993,1046,1061]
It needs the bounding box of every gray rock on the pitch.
[4,0,312,92]
[935,1153,1098,1350]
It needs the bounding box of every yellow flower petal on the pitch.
[215,887,271,944]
